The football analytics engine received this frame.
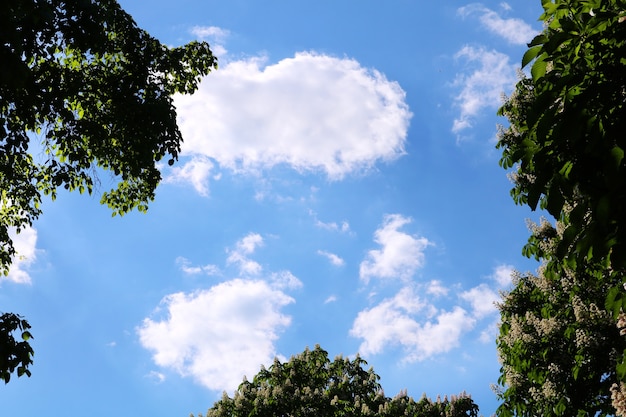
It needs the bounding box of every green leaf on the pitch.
[531,55,548,81]
[606,286,623,318]
[559,160,574,179]
[611,146,625,168]
[522,45,543,68]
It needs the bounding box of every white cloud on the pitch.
[270,270,303,290]
[3,226,38,284]
[310,211,351,233]
[426,280,449,297]
[324,295,338,304]
[317,250,345,267]
[359,214,430,283]
[190,25,230,57]
[350,286,474,362]
[147,370,166,383]
[460,283,499,319]
[457,4,538,45]
[191,26,230,41]
[227,233,264,275]
[491,264,514,288]
[163,157,215,197]
[176,256,220,276]
[452,46,517,134]
[170,52,411,194]
[316,220,351,233]
[137,278,294,393]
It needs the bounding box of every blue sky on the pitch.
[2,1,545,415]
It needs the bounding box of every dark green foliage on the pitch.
[0,313,33,383]
[497,0,626,415]
[198,345,479,417]
[1,0,216,382]
[498,0,626,271]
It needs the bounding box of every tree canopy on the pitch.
[497,0,626,271]
[496,220,625,417]
[497,0,626,415]
[1,0,216,382]
[199,345,479,417]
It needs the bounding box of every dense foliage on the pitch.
[497,0,626,415]
[0,313,33,383]
[497,0,626,271]
[199,345,479,417]
[1,0,216,382]
[496,221,626,417]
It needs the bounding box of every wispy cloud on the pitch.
[457,3,538,45]
[317,250,345,267]
[359,214,430,283]
[451,46,517,135]
[176,256,220,276]
[146,370,166,383]
[324,295,338,304]
[169,52,411,195]
[190,25,230,57]
[3,226,38,285]
[310,210,351,233]
[426,280,449,297]
[227,233,264,275]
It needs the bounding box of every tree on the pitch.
[1,0,217,382]
[496,220,626,417]
[197,345,479,417]
[496,0,626,415]
[497,0,626,272]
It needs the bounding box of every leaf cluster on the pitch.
[198,345,479,417]
[0,313,33,383]
[1,0,217,275]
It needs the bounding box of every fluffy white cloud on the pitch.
[457,4,538,45]
[359,214,430,283]
[138,278,295,392]
[352,262,516,360]
[491,263,514,288]
[163,157,215,197]
[3,226,38,284]
[140,233,303,392]
[170,52,411,194]
[350,286,474,362]
[452,46,517,134]
[460,283,499,319]
[317,250,345,267]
